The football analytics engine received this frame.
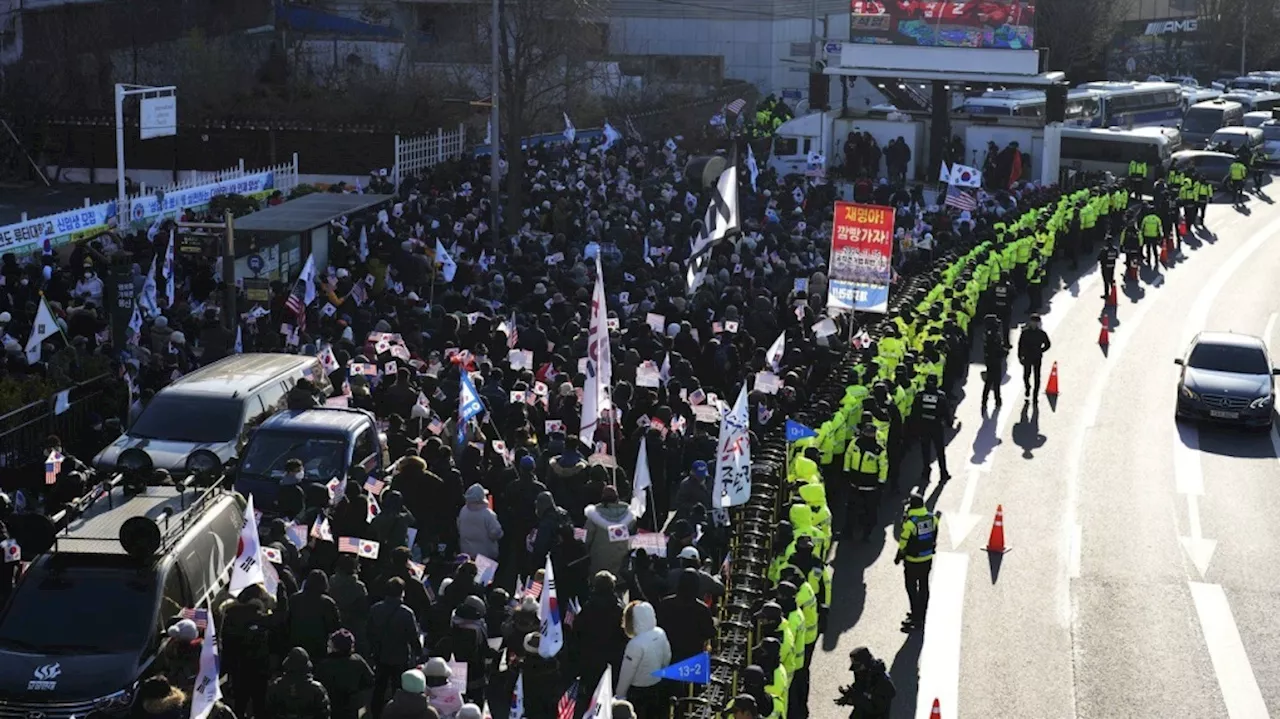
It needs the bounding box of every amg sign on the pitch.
[1144,18,1199,35]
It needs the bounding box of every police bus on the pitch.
[1073,81,1186,128]
[1220,89,1280,113]
[1059,127,1177,177]
[959,89,1100,126]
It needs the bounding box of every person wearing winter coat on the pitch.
[836,646,896,719]
[395,454,461,556]
[431,596,491,703]
[423,657,464,717]
[265,647,332,719]
[572,572,628,695]
[583,485,637,577]
[614,601,672,719]
[314,629,374,719]
[287,569,343,662]
[370,489,416,551]
[219,584,275,719]
[327,555,370,655]
[518,633,563,719]
[456,483,503,561]
[130,675,188,719]
[655,569,716,663]
[368,578,425,717]
[381,669,440,719]
[531,491,571,569]
[156,619,202,689]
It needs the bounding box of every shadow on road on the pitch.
[889,632,925,719]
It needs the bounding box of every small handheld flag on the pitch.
[785,419,818,443]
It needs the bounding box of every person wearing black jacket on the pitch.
[981,314,1011,413]
[264,647,331,719]
[367,578,424,719]
[1017,314,1052,399]
[1097,238,1120,301]
[835,646,896,719]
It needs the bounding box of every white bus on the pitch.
[1073,81,1185,128]
[1228,74,1280,92]
[1059,127,1177,176]
[1219,89,1280,112]
[958,89,1099,126]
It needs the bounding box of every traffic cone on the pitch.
[930,699,942,718]
[985,505,1010,553]
[1108,284,1118,306]
[1178,220,1187,237]
[1098,315,1110,347]
[1045,362,1059,397]
[1160,240,1169,265]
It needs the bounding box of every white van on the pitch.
[1059,127,1176,177]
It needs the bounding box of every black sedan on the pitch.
[1175,331,1279,429]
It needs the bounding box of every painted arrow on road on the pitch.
[1175,424,1215,579]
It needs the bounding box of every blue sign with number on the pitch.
[652,652,710,684]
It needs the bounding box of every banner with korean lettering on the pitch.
[827,201,894,314]
[849,1,1036,50]
[129,172,275,224]
[0,202,116,255]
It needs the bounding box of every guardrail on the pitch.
[0,373,117,479]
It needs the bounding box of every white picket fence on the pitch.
[392,124,467,188]
[124,153,301,214]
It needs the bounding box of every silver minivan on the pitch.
[95,353,332,478]
[1207,126,1265,157]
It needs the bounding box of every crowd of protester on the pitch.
[0,110,1072,719]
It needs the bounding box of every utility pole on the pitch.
[490,0,502,238]
[1240,2,1248,75]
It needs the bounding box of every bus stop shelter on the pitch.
[231,192,394,288]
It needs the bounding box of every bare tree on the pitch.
[494,0,609,229]
[1036,0,1136,78]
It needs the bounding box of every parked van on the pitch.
[1206,126,1265,157]
[1059,126,1176,177]
[1220,90,1280,113]
[1244,111,1274,128]
[1181,99,1245,149]
[95,353,332,478]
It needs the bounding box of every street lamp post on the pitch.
[114,83,177,224]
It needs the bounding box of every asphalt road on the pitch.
[808,186,1280,719]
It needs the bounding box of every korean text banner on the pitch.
[827,201,894,314]
[0,202,117,256]
[849,0,1035,50]
[129,172,275,223]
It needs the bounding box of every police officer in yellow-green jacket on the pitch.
[1229,157,1248,204]
[844,418,887,541]
[1140,204,1163,267]
[895,491,941,632]
[798,482,832,560]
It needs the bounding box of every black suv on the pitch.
[0,480,245,718]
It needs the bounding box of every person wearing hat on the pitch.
[530,489,571,569]
[458,482,503,561]
[1017,313,1051,399]
[725,692,764,719]
[133,675,190,719]
[655,568,716,664]
[265,647,332,719]
[835,646,895,718]
[980,313,1010,412]
[381,668,437,719]
[315,629,374,719]
[895,492,941,632]
[433,595,490,702]
[286,377,323,410]
[843,418,887,541]
[674,460,712,521]
[498,455,548,571]
[422,656,463,716]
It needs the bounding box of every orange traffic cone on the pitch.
[1098,315,1110,346]
[930,699,942,718]
[1045,362,1059,396]
[1159,240,1169,265]
[985,505,1010,553]
[1178,220,1187,237]
[1107,284,1118,306]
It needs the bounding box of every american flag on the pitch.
[526,580,543,600]
[944,187,977,211]
[44,451,62,486]
[557,682,579,719]
[364,477,386,496]
[726,98,747,115]
[284,277,307,318]
[179,607,209,630]
[337,536,361,554]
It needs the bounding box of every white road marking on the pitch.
[915,552,968,719]
[947,467,982,549]
[1179,494,1216,579]
[1264,312,1277,356]
[1174,423,1204,496]
[1068,522,1082,579]
[1189,582,1270,719]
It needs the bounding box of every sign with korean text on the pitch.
[828,201,894,314]
[0,202,116,255]
[129,172,275,224]
[849,0,1036,50]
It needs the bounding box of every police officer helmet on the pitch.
[777,580,798,598]
[860,422,876,437]
[907,491,925,509]
[924,375,938,389]
[984,313,999,327]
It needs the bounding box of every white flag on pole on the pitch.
[563,113,576,144]
[765,331,785,374]
[436,239,458,283]
[583,665,614,719]
[538,553,564,657]
[578,255,612,448]
[747,144,760,192]
[630,436,651,518]
[189,599,222,719]
[712,385,752,508]
[24,295,59,365]
[229,495,268,596]
[163,229,176,302]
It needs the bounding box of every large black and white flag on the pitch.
[686,164,740,294]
